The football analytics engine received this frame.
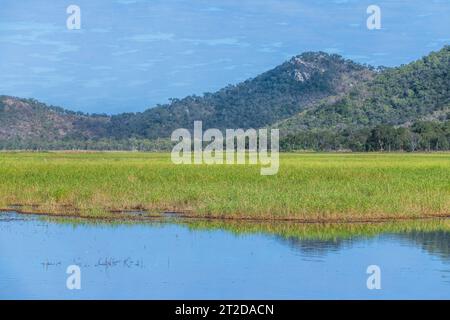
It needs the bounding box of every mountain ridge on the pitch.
[106,51,372,139]
[0,46,449,151]
[277,46,449,134]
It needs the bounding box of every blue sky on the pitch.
[0,0,449,114]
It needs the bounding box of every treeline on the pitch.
[0,138,174,151]
[1,121,449,152]
[280,121,450,152]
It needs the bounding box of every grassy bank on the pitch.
[0,152,449,221]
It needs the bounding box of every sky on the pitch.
[0,0,449,114]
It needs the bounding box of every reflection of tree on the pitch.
[40,213,450,262]
[276,231,450,262]
[276,236,355,257]
[398,231,450,261]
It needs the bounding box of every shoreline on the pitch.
[2,206,449,225]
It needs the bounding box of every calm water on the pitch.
[0,212,449,299]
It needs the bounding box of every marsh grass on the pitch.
[0,152,449,220]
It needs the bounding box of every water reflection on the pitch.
[278,237,354,257]
[179,218,450,260]
[397,231,450,261]
[0,212,449,299]
[276,232,450,263]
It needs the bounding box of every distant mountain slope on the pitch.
[277,46,450,134]
[107,52,372,139]
[0,46,449,151]
[0,96,108,141]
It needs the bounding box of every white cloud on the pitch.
[30,67,56,73]
[112,49,139,56]
[125,33,175,42]
[83,77,119,88]
[115,0,144,4]
[181,37,249,47]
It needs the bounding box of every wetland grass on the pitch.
[0,152,449,221]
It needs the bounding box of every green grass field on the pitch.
[0,152,449,221]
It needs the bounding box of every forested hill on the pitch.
[0,46,449,151]
[277,45,450,133]
[0,96,108,141]
[276,46,450,151]
[106,52,371,139]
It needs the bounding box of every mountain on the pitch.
[106,52,372,139]
[277,46,450,134]
[0,96,108,141]
[0,46,449,151]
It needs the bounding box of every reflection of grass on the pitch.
[0,152,449,221]
[34,214,450,241]
[179,218,450,241]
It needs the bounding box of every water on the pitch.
[0,212,449,299]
